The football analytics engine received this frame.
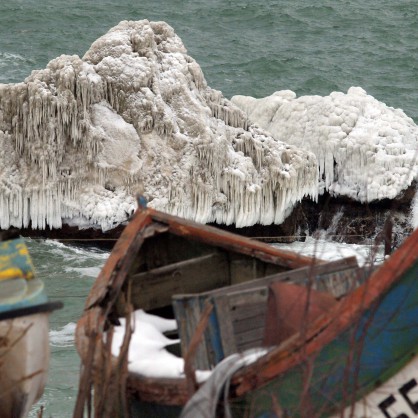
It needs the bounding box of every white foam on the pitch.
[42,239,109,261]
[49,322,76,347]
[64,266,102,278]
[412,187,418,230]
[273,236,384,266]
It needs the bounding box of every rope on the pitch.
[26,234,377,242]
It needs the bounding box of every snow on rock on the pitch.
[231,87,418,203]
[0,20,318,231]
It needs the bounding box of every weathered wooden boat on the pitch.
[74,204,373,417]
[0,232,62,418]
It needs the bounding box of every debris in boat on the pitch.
[180,348,268,418]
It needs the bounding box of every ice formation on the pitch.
[232,88,418,202]
[0,20,317,231]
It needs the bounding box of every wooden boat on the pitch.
[74,204,371,417]
[0,232,62,418]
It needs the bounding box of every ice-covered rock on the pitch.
[232,87,418,203]
[0,20,317,231]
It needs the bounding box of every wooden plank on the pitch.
[230,303,266,322]
[131,253,222,278]
[229,290,268,350]
[227,287,269,307]
[172,257,361,368]
[233,312,266,334]
[212,295,237,358]
[172,296,210,370]
[192,256,359,299]
[229,254,286,285]
[229,256,258,285]
[212,288,268,357]
[267,256,359,284]
[314,265,375,297]
[135,233,217,271]
[148,208,319,269]
[130,252,229,310]
[235,327,266,348]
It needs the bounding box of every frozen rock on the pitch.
[0,20,317,231]
[232,87,418,203]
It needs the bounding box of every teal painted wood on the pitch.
[0,237,35,280]
[230,260,418,418]
[173,294,228,368]
[0,238,48,313]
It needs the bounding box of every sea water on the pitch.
[1,0,417,122]
[0,0,416,416]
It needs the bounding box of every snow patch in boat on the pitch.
[110,309,211,381]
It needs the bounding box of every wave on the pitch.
[273,237,385,266]
[0,52,35,83]
[0,52,26,62]
[27,238,109,262]
[49,322,76,347]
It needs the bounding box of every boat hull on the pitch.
[330,353,418,418]
[0,312,50,418]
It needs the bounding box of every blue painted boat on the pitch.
[0,233,62,418]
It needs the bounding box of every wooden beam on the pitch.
[131,253,230,311]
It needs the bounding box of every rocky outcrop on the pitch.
[0,20,317,231]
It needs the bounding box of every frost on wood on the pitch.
[0,20,317,230]
[232,88,418,202]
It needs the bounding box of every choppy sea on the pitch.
[0,0,416,416]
